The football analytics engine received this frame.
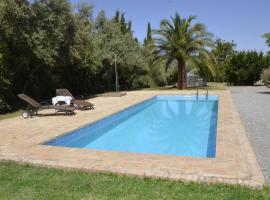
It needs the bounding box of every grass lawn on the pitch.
[207,82,227,90]
[141,82,227,91]
[0,111,20,121]
[0,162,269,200]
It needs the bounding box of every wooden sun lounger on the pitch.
[18,94,75,118]
[56,89,94,110]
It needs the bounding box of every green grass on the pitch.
[141,82,227,91]
[207,82,227,90]
[0,162,269,200]
[0,111,20,121]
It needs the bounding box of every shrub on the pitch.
[262,68,270,87]
[225,51,266,85]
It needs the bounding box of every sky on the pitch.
[71,0,269,52]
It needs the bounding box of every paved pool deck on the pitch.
[230,86,270,184]
[0,90,265,188]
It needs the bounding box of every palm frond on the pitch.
[153,12,213,78]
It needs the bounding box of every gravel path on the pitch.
[230,86,270,184]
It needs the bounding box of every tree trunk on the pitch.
[177,59,186,89]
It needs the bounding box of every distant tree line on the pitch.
[261,33,270,87]
[0,0,269,112]
[0,0,149,112]
[204,39,270,86]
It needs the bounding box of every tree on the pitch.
[154,13,213,89]
[94,11,148,90]
[0,40,11,112]
[211,39,236,81]
[0,1,151,111]
[67,2,98,94]
[127,21,132,34]
[120,13,127,34]
[225,51,266,85]
[0,0,97,109]
[144,22,153,44]
[113,10,120,24]
[261,68,270,87]
[113,11,133,35]
[263,33,270,47]
[143,22,166,87]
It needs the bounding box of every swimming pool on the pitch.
[46,95,218,158]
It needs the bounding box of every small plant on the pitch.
[262,68,270,87]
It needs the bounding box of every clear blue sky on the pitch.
[71,0,269,52]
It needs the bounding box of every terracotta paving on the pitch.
[0,90,265,188]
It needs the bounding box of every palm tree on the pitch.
[154,13,213,89]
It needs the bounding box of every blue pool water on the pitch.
[46,95,218,158]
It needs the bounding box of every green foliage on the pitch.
[1,162,270,200]
[0,0,80,108]
[166,62,178,85]
[197,61,214,82]
[266,54,270,66]
[263,32,270,48]
[113,11,133,35]
[0,0,148,111]
[144,22,153,44]
[225,51,266,85]
[0,41,10,90]
[94,12,148,90]
[113,10,120,24]
[127,21,132,34]
[154,12,213,89]
[211,39,236,82]
[120,13,127,34]
[261,68,270,87]
[0,0,34,107]
[142,22,166,87]
[210,39,270,85]
[30,0,72,65]
[1,0,269,112]
[0,41,11,112]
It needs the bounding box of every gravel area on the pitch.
[230,86,270,184]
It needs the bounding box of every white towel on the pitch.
[52,96,73,106]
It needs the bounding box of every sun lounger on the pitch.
[18,94,75,118]
[56,89,94,110]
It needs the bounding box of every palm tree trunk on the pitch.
[177,59,186,89]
